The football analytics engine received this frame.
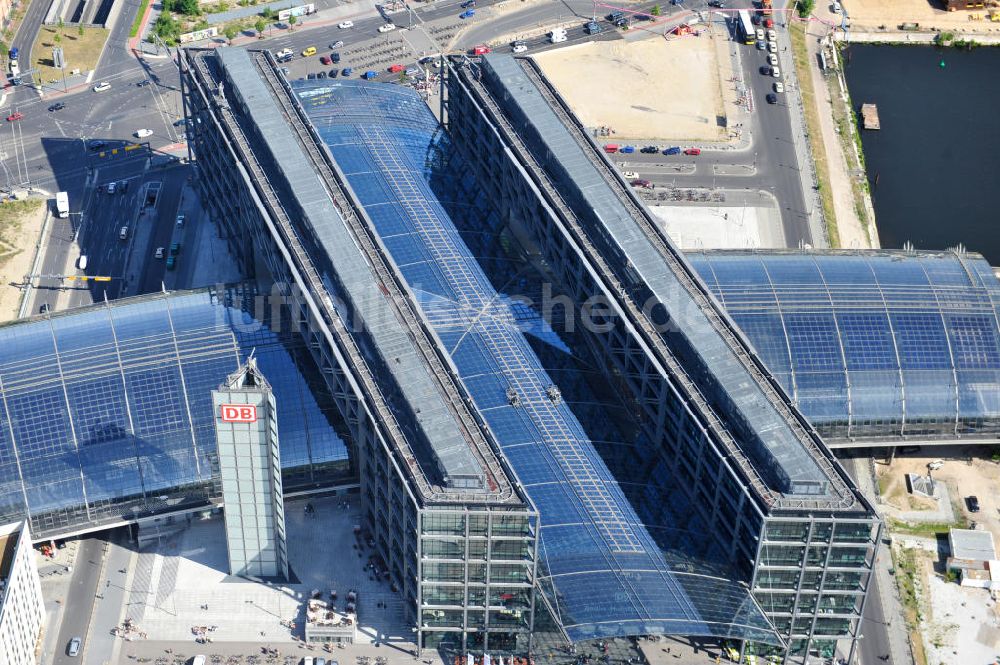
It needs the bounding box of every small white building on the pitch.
[0,521,45,665]
[947,528,1000,589]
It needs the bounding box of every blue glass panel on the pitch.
[837,312,897,371]
[892,313,952,370]
[784,313,843,373]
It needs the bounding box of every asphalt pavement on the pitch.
[52,536,108,665]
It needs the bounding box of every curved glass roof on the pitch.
[0,288,350,538]
[688,251,1000,441]
[294,80,778,645]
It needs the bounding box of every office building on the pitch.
[0,520,44,665]
[214,358,289,579]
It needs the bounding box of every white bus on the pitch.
[737,9,755,44]
[55,191,69,218]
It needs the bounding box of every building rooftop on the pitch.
[950,528,997,562]
[206,47,516,502]
[471,55,858,510]
[688,250,1000,443]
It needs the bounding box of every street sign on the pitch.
[220,404,257,423]
[52,47,64,70]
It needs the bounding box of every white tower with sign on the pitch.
[212,357,289,580]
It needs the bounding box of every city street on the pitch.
[51,536,108,665]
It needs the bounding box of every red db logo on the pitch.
[220,404,257,423]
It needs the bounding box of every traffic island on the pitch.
[29,24,110,91]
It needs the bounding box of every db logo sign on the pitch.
[220,404,257,423]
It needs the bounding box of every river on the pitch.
[843,44,1000,265]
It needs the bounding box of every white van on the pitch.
[192,657,207,665]
[119,226,128,240]
[78,255,88,270]
[55,191,69,218]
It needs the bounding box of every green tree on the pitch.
[78,24,84,36]
[53,32,61,43]
[178,0,200,16]
[0,42,8,59]
[260,6,274,19]
[288,13,297,30]
[153,11,182,43]
[796,0,814,17]
[650,4,661,15]
[57,17,64,33]
[254,18,266,37]
[223,24,239,44]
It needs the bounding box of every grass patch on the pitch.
[886,517,965,538]
[789,22,839,247]
[30,25,109,85]
[0,198,42,267]
[130,0,152,38]
[3,1,31,46]
[892,547,930,665]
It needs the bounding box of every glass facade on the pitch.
[293,80,777,646]
[0,288,351,538]
[688,251,1000,441]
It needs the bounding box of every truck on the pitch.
[8,47,18,61]
[9,59,19,79]
[55,191,69,218]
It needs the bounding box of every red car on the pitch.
[603,144,619,154]
[630,178,653,189]
[6,112,22,122]
[683,148,701,156]
[473,45,491,55]
[388,64,404,73]
[320,55,332,65]
[764,18,774,28]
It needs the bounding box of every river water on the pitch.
[843,44,1000,265]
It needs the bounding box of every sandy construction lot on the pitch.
[842,0,1000,33]
[0,199,46,323]
[533,34,729,142]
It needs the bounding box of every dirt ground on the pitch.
[0,198,46,323]
[842,0,1000,33]
[532,33,730,143]
[878,446,1000,530]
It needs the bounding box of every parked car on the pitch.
[363,71,378,80]
[377,23,396,32]
[67,638,82,657]
[338,20,354,29]
[511,41,528,53]
[317,71,327,79]
[134,128,153,138]
[329,40,344,49]
[766,93,777,104]
[388,64,404,73]
[48,102,65,111]
[619,145,636,154]
[767,29,776,40]
[756,39,766,50]
[332,52,341,63]
[773,81,784,93]
[630,178,653,189]
[759,65,771,75]
[622,170,639,179]
[768,41,777,53]
[603,144,619,154]
[771,66,781,78]
[5,111,22,122]
[307,72,317,80]
[768,53,778,67]
[404,67,419,76]
[764,17,774,27]
[755,28,764,40]
[472,45,491,55]
[967,496,981,513]
[320,55,332,65]
[166,256,176,270]
[585,21,603,34]
[663,146,681,155]
[640,145,658,154]
[330,69,339,77]
[459,9,475,18]
[342,67,353,76]
[707,0,724,6]
[155,247,165,259]
[93,81,110,92]
[683,148,701,156]
[832,1,842,12]
[461,0,476,6]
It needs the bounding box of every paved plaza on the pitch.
[117,496,415,652]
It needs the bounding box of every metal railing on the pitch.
[516,59,855,511]
[189,52,516,505]
[250,52,514,503]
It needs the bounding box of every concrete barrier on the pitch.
[42,0,62,25]
[103,0,134,30]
